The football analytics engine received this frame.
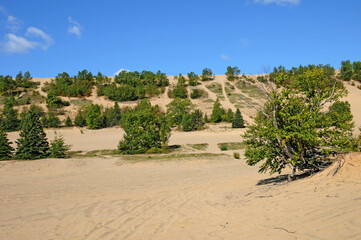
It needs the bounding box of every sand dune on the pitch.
[1,153,361,239]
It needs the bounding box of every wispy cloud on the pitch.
[114,68,130,76]
[6,15,22,32]
[26,27,54,50]
[1,27,54,54]
[221,54,232,60]
[68,17,83,38]
[254,0,300,6]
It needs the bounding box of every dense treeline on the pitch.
[340,60,361,81]
[97,70,169,101]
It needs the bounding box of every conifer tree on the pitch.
[232,109,244,128]
[65,116,73,127]
[49,133,71,158]
[211,99,224,123]
[0,127,14,160]
[74,110,86,127]
[15,105,49,159]
[2,97,20,132]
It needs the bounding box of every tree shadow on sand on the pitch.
[256,172,314,186]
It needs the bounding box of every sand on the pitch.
[1,153,361,239]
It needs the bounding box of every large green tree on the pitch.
[118,100,171,154]
[243,67,355,178]
[2,97,20,132]
[15,105,50,160]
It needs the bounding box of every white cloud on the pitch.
[1,27,54,54]
[254,0,300,6]
[2,33,37,54]
[26,27,54,50]
[6,15,22,32]
[68,17,83,38]
[114,69,130,76]
[221,54,232,60]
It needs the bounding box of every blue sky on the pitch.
[0,0,360,77]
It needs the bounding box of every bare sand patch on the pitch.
[1,153,361,239]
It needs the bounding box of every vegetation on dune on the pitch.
[15,105,50,160]
[0,126,14,160]
[201,68,214,81]
[49,133,71,158]
[243,65,359,179]
[225,66,240,81]
[118,100,171,154]
[232,109,244,128]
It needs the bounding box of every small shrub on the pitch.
[220,145,228,151]
[49,133,71,158]
[233,152,240,159]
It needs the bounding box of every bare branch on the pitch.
[320,80,337,107]
[239,95,270,119]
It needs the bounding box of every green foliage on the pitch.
[190,88,206,99]
[64,116,73,127]
[86,104,105,129]
[243,66,353,175]
[352,61,361,81]
[50,70,94,97]
[225,66,240,81]
[201,68,213,81]
[15,71,37,88]
[118,100,171,154]
[211,99,225,123]
[233,152,240,159]
[220,145,228,151]
[188,72,199,86]
[2,97,20,132]
[166,98,193,126]
[49,133,71,158]
[43,112,61,128]
[341,60,353,81]
[181,109,205,132]
[15,105,49,160]
[104,102,122,127]
[74,110,87,127]
[46,89,69,108]
[172,85,188,98]
[0,75,16,96]
[98,70,168,102]
[223,108,234,122]
[0,127,14,160]
[232,109,244,128]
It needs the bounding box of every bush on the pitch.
[64,116,73,127]
[44,112,61,128]
[86,104,105,129]
[220,145,228,151]
[49,133,71,158]
[118,100,171,154]
[74,110,87,127]
[232,109,244,128]
[233,152,240,159]
[201,68,213,81]
[211,99,225,123]
[226,66,240,81]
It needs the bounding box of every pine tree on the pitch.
[211,99,224,123]
[2,97,20,132]
[49,133,71,158]
[232,109,244,128]
[15,105,49,160]
[65,116,73,127]
[0,127,14,160]
[74,110,86,127]
[86,104,105,129]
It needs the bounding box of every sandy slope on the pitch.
[1,154,361,240]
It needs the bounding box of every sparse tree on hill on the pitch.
[225,66,240,81]
[341,60,353,81]
[15,105,49,160]
[232,109,244,128]
[201,68,214,81]
[188,72,199,86]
